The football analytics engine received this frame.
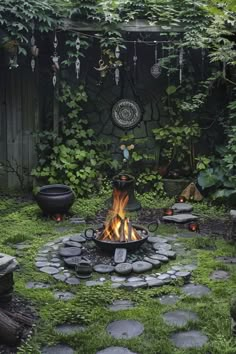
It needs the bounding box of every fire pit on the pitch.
[85,189,154,252]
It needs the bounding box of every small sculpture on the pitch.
[94,59,108,78]
[181,182,203,202]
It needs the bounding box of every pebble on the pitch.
[132,261,153,273]
[115,263,133,275]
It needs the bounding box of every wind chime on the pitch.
[51,32,60,87]
[150,41,162,79]
[114,44,120,85]
[179,47,184,84]
[30,22,39,73]
[75,35,80,79]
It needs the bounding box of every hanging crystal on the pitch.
[179,47,184,84]
[52,72,57,87]
[151,41,162,79]
[30,21,39,72]
[51,31,60,86]
[31,57,36,72]
[75,35,81,80]
[115,45,120,59]
[114,44,120,85]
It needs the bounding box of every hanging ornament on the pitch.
[179,47,184,84]
[115,45,120,59]
[9,55,19,70]
[133,41,138,82]
[223,60,226,79]
[75,35,81,79]
[51,31,60,86]
[30,22,39,72]
[94,59,108,78]
[114,44,121,85]
[150,41,162,79]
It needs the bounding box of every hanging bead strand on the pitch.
[51,31,60,87]
[75,35,80,80]
[114,44,120,85]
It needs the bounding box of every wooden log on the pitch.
[0,310,22,346]
[2,309,34,326]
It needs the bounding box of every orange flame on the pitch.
[99,189,141,242]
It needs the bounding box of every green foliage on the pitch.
[32,83,116,197]
[136,171,165,197]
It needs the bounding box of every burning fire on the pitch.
[99,189,141,242]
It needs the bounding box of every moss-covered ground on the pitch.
[0,195,236,354]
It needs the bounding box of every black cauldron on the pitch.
[35,184,75,215]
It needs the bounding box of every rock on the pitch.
[147,279,165,288]
[115,263,133,275]
[156,250,176,260]
[163,310,198,327]
[85,280,104,286]
[106,320,144,339]
[143,257,161,268]
[26,282,50,289]
[65,277,80,285]
[171,330,208,348]
[175,271,191,281]
[152,243,172,251]
[0,259,18,275]
[96,347,138,354]
[147,236,168,244]
[64,241,82,248]
[182,284,211,298]
[210,270,230,280]
[51,257,61,263]
[63,256,82,267]
[114,248,127,264]
[157,294,180,305]
[35,261,51,268]
[93,264,114,274]
[158,274,171,281]
[127,276,142,282]
[216,256,236,264]
[172,203,193,214]
[59,247,82,257]
[55,324,86,335]
[132,261,153,273]
[111,283,122,289]
[150,254,169,263]
[182,264,197,271]
[108,300,135,311]
[53,291,75,301]
[163,214,198,223]
[122,281,147,290]
[0,254,16,271]
[53,273,67,282]
[40,266,59,275]
[41,344,74,354]
[167,270,176,275]
[111,276,126,282]
[69,234,86,243]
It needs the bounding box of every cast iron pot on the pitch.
[35,184,75,215]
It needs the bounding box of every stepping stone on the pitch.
[172,203,193,214]
[114,248,127,264]
[172,265,183,271]
[65,277,80,285]
[210,270,230,280]
[40,266,59,275]
[94,264,114,273]
[69,217,86,224]
[157,294,180,305]
[150,254,169,263]
[122,281,147,290]
[182,284,211,298]
[64,241,82,248]
[163,214,198,223]
[96,347,138,354]
[26,282,50,289]
[51,257,61,263]
[55,324,86,335]
[63,256,82,267]
[53,291,75,301]
[147,279,165,288]
[107,320,144,339]
[167,270,176,275]
[156,250,176,260]
[112,283,122,289]
[111,276,126,282]
[153,243,172,251]
[53,273,67,282]
[175,271,191,281]
[171,330,208,348]
[59,247,82,257]
[182,264,197,271]
[132,261,153,273]
[163,310,198,327]
[127,276,142,282]
[41,344,74,354]
[143,257,161,268]
[35,261,51,268]
[69,234,86,243]
[86,280,104,286]
[115,263,133,275]
[108,300,135,311]
[216,256,236,264]
[158,274,171,281]
[147,236,168,244]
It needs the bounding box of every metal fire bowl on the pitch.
[88,224,149,253]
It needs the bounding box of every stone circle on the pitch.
[93,264,114,273]
[182,284,211,298]
[171,330,208,348]
[115,263,133,275]
[107,320,144,339]
[96,347,138,354]
[162,310,198,327]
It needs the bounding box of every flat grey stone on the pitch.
[65,277,80,285]
[182,284,211,298]
[64,241,82,248]
[172,203,193,214]
[111,276,126,282]
[122,281,147,290]
[163,310,198,327]
[176,271,191,281]
[127,276,142,282]
[171,330,208,348]
[54,291,75,301]
[172,265,183,271]
[216,256,236,264]
[153,243,172,251]
[107,320,144,339]
[157,294,180,305]
[63,256,82,267]
[143,257,161,268]
[53,273,67,282]
[158,274,170,281]
[108,300,135,311]
[163,214,198,223]
[59,247,82,257]
[36,257,48,262]
[35,261,51,268]
[40,266,59,275]
[132,261,152,273]
[48,262,60,268]
[115,263,133,275]
[182,264,197,271]
[147,279,165,288]
[210,270,230,280]
[111,283,122,289]
[167,270,176,275]
[69,234,86,243]
[145,275,157,281]
[150,254,169,263]
[94,264,114,274]
[41,344,74,354]
[114,248,127,264]
[156,250,176,260]
[51,257,61,263]
[86,280,104,286]
[55,324,86,335]
[147,236,168,244]
[96,347,138,354]
[26,282,50,289]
